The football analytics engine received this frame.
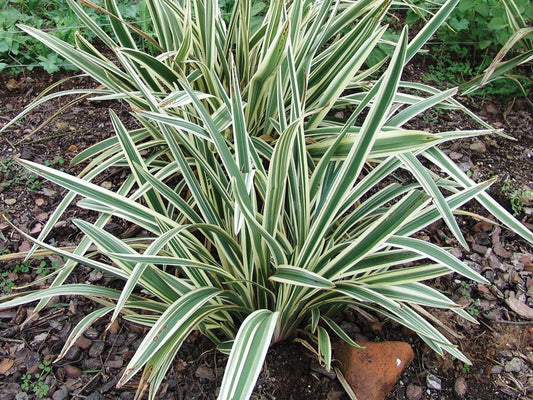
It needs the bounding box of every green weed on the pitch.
[500,178,533,216]
[21,359,52,399]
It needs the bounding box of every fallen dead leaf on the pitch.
[505,292,533,320]
[0,358,15,375]
[30,223,42,234]
[35,198,46,206]
[66,144,78,153]
[492,226,512,258]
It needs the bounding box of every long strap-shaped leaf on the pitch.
[16,159,175,233]
[386,235,489,284]
[118,287,221,387]
[297,27,409,270]
[322,190,429,279]
[424,147,533,244]
[398,152,467,249]
[218,310,279,400]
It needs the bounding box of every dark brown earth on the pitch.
[0,69,532,400]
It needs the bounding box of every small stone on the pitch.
[15,393,29,400]
[469,141,486,153]
[449,151,463,160]
[405,383,423,400]
[52,387,69,400]
[426,374,442,391]
[4,199,17,206]
[195,365,215,381]
[491,365,504,374]
[101,181,113,190]
[64,365,82,379]
[505,357,524,373]
[454,376,468,398]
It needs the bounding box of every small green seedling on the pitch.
[21,359,52,399]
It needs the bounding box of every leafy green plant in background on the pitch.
[1,0,533,399]
[403,0,533,99]
[0,0,150,73]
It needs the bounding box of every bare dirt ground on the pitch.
[0,69,532,400]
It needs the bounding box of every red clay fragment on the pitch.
[336,341,414,400]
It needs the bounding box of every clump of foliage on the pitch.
[403,0,533,99]
[1,1,532,400]
[0,0,150,73]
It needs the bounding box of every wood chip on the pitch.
[505,292,533,320]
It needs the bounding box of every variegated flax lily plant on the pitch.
[1,0,532,399]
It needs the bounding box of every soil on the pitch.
[0,68,532,400]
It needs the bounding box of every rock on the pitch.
[505,357,524,373]
[449,151,463,160]
[336,341,414,400]
[454,376,468,398]
[470,141,486,153]
[491,365,504,374]
[52,386,69,400]
[405,383,423,400]
[426,374,442,391]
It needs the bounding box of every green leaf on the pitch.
[218,310,279,400]
[270,265,335,289]
[119,287,221,386]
